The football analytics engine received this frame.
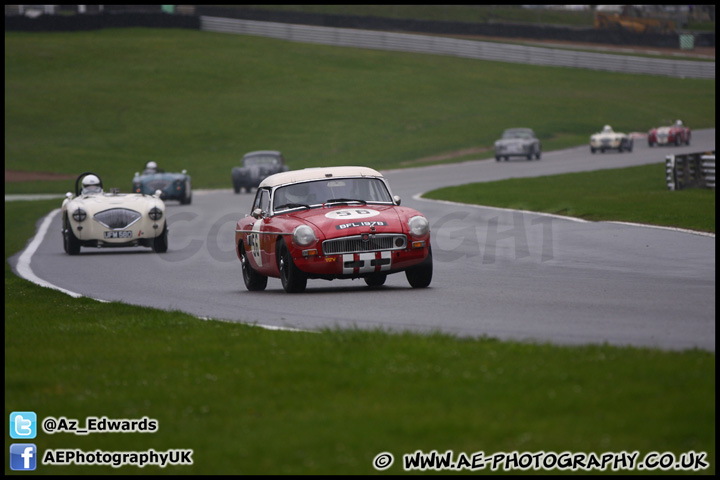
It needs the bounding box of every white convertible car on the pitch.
[62,172,168,255]
[590,125,633,153]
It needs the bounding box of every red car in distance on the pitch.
[235,166,433,293]
[648,120,691,147]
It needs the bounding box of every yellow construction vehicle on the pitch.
[594,7,675,34]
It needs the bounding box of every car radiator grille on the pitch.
[147,180,169,191]
[322,234,406,255]
[94,208,142,229]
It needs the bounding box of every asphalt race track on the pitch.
[12,129,715,351]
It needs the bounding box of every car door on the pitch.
[247,188,272,271]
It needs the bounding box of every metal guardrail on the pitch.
[701,154,716,189]
[666,151,716,190]
[200,16,715,80]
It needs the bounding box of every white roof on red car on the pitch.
[259,166,383,188]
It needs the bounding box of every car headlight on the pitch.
[293,225,316,246]
[408,215,429,237]
[72,208,87,222]
[149,206,163,221]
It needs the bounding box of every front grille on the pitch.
[147,180,169,191]
[94,208,142,229]
[322,234,406,255]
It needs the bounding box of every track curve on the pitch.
[12,129,715,351]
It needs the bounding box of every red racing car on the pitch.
[648,120,691,147]
[235,166,432,293]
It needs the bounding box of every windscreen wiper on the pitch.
[324,198,367,205]
[274,202,311,211]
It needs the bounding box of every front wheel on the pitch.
[240,242,267,291]
[63,215,81,255]
[180,181,192,205]
[278,240,307,293]
[405,246,433,289]
[364,273,387,288]
[152,223,169,253]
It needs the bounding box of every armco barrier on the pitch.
[200,16,715,80]
[193,6,715,49]
[666,151,716,190]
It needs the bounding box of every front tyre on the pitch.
[152,223,169,253]
[278,239,307,293]
[240,241,268,291]
[63,214,81,255]
[364,273,387,288]
[180,180,192,205]
[405,246,433,289]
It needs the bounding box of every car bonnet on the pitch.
[79,193,161,213]
[281,204,404,240]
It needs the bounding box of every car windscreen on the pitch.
[503,130,532,139]
[273,178,393,212]
[244,155,279,167]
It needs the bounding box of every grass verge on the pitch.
[424,164,716,233]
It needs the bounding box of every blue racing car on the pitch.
[132,161,192,204]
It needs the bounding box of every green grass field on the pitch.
[5,29,715,193]
[5,28,715,474]
[424,164,716,233]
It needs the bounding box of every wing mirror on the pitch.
[251,208,264,219]
[65,192,73,200]
[393,195,401,206]
[182,169,187,174]
[154,189,162,198]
